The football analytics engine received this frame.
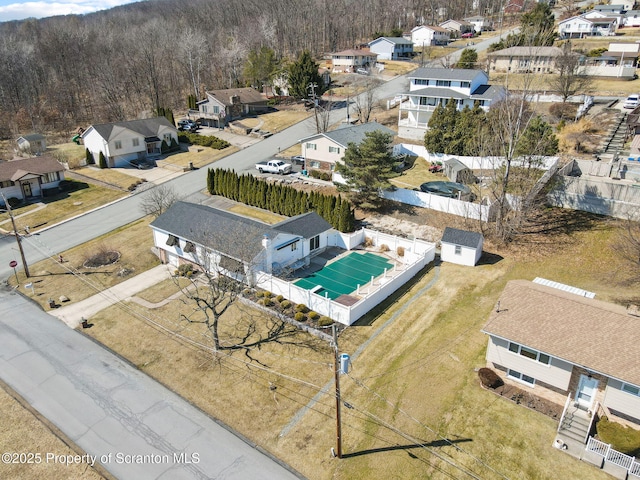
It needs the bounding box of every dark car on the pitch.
[178,120,198,132]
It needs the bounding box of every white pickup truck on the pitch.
[255,160,292,174]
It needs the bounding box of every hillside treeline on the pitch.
[0,0,498,139]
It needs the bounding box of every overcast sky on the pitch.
[0,0,139,22]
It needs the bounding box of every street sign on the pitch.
[9,260,17,268]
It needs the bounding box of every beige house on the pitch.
[488,46,565,73]
[330,49,377,73]
[195,87,269,128]
[483,279,640,428]
[0,156,65,204]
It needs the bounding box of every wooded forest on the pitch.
[0,0,500,139]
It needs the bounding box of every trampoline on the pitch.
[294,252,393,300]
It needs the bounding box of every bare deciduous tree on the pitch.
[613,218,640,284]
[549,41,593,103]
[353,78,383,124]
[140,185,180,218]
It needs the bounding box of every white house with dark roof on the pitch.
[398,67,506,140]
[439,19,475,36]
[410,25,451,46]
[16,134,46,155]
[463,16,493,33]
[368,37,414,60]
[558,14,618,38]
[440,227,483,266]
[150,201,334,280]
[299,122,396,174]
[81,117,178,168]
[624,9,640,26]
[483,280,640,428]
[330,49,378,73]
[0,156,65,204]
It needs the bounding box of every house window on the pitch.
[132,138,140,147]
[460,81,470,88]
[213,105,220,114]
[183,241,196,254]
[166,234,179,247]
[622,383,640,396]
[115,140,122,150]
[163,134,172,143]
[306,143,317,150]
[310,235,320,251]
[507,342,551,365]
[310,161,320,168]
[415,79,428,85]
[508,369,535,386]
[329,146,340,154]
[44,172,60,183]
[0,180,13,188]
[454,245,462,255]
[291,242,298,252]
[436,80,451,87]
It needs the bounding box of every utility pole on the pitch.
[308,82,320,133]
[332,324,342,459]
[0,193,30,278]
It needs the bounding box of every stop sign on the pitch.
[9,260,17,268]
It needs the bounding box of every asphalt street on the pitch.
[0,286,302,479]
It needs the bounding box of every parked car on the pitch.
[461,32,475,39]
[255,160,292,174]
[623,94,640,109]
[178,119,198,132]
[356,68,369,75]
[291,155,306,166]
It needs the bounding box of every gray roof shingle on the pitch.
[150,202,332,262]
[301,122,395,148]
[0,156,64,183]
[87,117,176,141]
[441,227,482,248]
[409,67,486,82]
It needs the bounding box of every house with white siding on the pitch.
[0,156,65,205]
[368,37,414,60]
[410,25,451,46]
[16,134,46,155]
[81,117,178,168]
[558,14,618,38]
[330,49,378,73]
[483,279,640,428]
[398,67,506,140]
[439,19,475,36]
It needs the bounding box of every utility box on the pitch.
[340,353,350,374]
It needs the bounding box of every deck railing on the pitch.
[557,392,572,433]
[586,437,640,475]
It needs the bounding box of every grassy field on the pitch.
[391,157,445,190]
[0,181,126,233]
[47,142,86,167]
[158,145,239,169]
[238,109,311,134]
[0,385,105,479]
[73,166,136,190]
[58,206,632,479]
[8,217,160,310]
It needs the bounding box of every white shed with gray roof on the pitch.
[440,227,483,266]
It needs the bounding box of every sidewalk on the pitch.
[49,264,174,328]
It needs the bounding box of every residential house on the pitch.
[0,156,65,204]
[583,9,625,27]
[482,279,640,427]
[398,67,506,140]
[195,87,269,128]
[558,14,617,38]
[592,3,626,15]
[410,25,451,47]
[368,37,414,60]
[299,122,395,174]
[624,9,640,27]
[463,16,493,33]
[439,19,475,36]
[440,227,483,266]
[581,42,639,78]
[16,134,46,155]
[330,49,378,73]
[81,117,178,169]
[150,201,334,281]
[488,46,565,73]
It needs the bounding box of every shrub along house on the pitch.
[0,156,65,205]
[150,201,334,282]
[81,117,178,168]
[482,279,640,428]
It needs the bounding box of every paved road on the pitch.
[0,286,302,480]
[0,74,408,282]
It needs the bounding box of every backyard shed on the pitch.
[440,227,483,266]
[444,157,474,184]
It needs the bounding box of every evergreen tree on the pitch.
[85,148,94,165]
[521,2,556,46]
[161,139,169,153]
[243,46,279,90]
[170,137,179,152]
[207,168,214,194]
[456,49,478,69]
[514,116,559,157]
[288,50,325,100]
[98,152,107,169]
[425,99,459,154]
[335,130,397,210]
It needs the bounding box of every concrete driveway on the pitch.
[0,286,302,480]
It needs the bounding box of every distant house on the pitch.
[0,156,65,204]
[488,46,565,73]
[16,134,46,155]
[558,14,617,38]
[592,3,626,15]
[299,122,396,174]
[583,9,625,27]
[150,201,334,279]
[195,87,269,128]
[463,16,493,33]
[482,279,640,428]
[330,49,378,73]
[81,117,178,169]
[439,19,475,36]
[368,37,414,60]
[398,67,506,140]
[624,9,640,27]
[410,25,451,47]
[580,42,639,78]
[440,227,483,266]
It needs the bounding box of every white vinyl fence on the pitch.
[586,437,640,478]
[254,228,436,326]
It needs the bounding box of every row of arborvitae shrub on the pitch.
[597,416,640,456]
[179,132,230,149]
[207,168,355,233]
[255,291,333,327]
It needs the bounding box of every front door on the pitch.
[576,374,598,409]
[22,182,32,198]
